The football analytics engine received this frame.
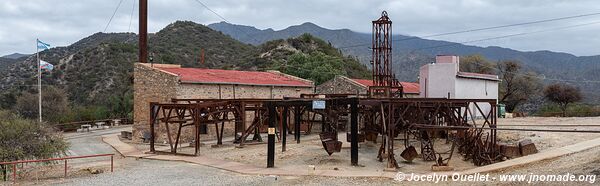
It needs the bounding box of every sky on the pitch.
[1,0,600,57]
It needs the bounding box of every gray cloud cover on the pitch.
[1,0,600,56]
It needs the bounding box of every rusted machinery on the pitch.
[146,10,503,169]
[149,101,239,155]
[370,11,403,97]
[355,98,500,168]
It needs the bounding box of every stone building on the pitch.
[315,75,420,97]
[133,63,314,141]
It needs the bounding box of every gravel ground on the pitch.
[7,117,600,185]
[496,117,600,151]
[43,159,396,186]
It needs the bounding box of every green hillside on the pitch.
[0,21,369,123]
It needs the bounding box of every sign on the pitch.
[268,127,275,135]
[312,100,326,109]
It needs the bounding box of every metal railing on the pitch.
[0,153,114,184]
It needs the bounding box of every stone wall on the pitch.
[176,83,313,99]
[133,63,315,144]
[176,83,314,140]
[133,63,179,142]
[315,75,367,94]
[316,75,420,98]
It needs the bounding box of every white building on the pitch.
[419,55,500,118]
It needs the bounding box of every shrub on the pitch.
[13,86,69,123]
[0,110,68,180]
[536,103,600,117]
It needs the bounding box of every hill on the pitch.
[1,53,29,59]
[208,22,600,103]
[0,57,17,72]
[249,33,370,84]
[0,21,370,122]
[148,21,257,69]
[0,21,257,107]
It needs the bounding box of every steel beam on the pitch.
[139,0,147,63]
[267,102,276,168]
[350,98,359,166]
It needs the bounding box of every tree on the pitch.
[497,61,542,112]
[459,54,496,74]
[0,89,19,110]
[13,86,70,123]
[272,52,345,85]
[543,83,582,116]
[0,110,69,181]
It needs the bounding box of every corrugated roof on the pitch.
[456,72,500,81]
[158,67,313,87]
[350,79,420,94]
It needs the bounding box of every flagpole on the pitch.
[37,39,42,123]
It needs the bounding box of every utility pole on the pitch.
[139,0,148,63]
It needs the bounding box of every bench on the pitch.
[121,131,133,140]
[81,124,92,132]
[112,119,121,126]
[95,122,107,129]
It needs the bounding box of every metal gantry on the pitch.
[371,11,403,97]
[148,97,501,169]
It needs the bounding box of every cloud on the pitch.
[1,0,600,56]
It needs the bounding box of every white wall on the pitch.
[419,55,499,119]
[455,77,498,118]
[420,62,457,98]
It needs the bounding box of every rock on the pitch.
[499,143,521,158]
[519,139,538,156]
[85,168,104,174]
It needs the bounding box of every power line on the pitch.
[338,11,600,49]
[104,0,125,32]
[453,51,600,84]
[128,0,136,33]
[192,0,230,23]
[358,20,600,83]
[184,3,600,84]
[464,51,600,84]
[410,20,600,52]
[190,0,263,45]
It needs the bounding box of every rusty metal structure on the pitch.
[145,10,503,169]
[142,10,600,171]
[148,97,501,168]
[370,11,403,97]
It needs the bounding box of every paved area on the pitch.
[63,126,130,164]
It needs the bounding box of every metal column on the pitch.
[350,98,359,166]
[282,106,288,152]
[267,102,276,168]
[138,0,148,63]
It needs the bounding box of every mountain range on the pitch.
[208,21,600,103]
[1,20,599,114]
[2,53,29,59]
[0,21,369,114]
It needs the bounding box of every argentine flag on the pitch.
[40,60,54,71]
[37,39,50,50]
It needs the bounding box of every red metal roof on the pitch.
[159,67,313,87]
[456,72,500,81]
[350,79,420,94]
